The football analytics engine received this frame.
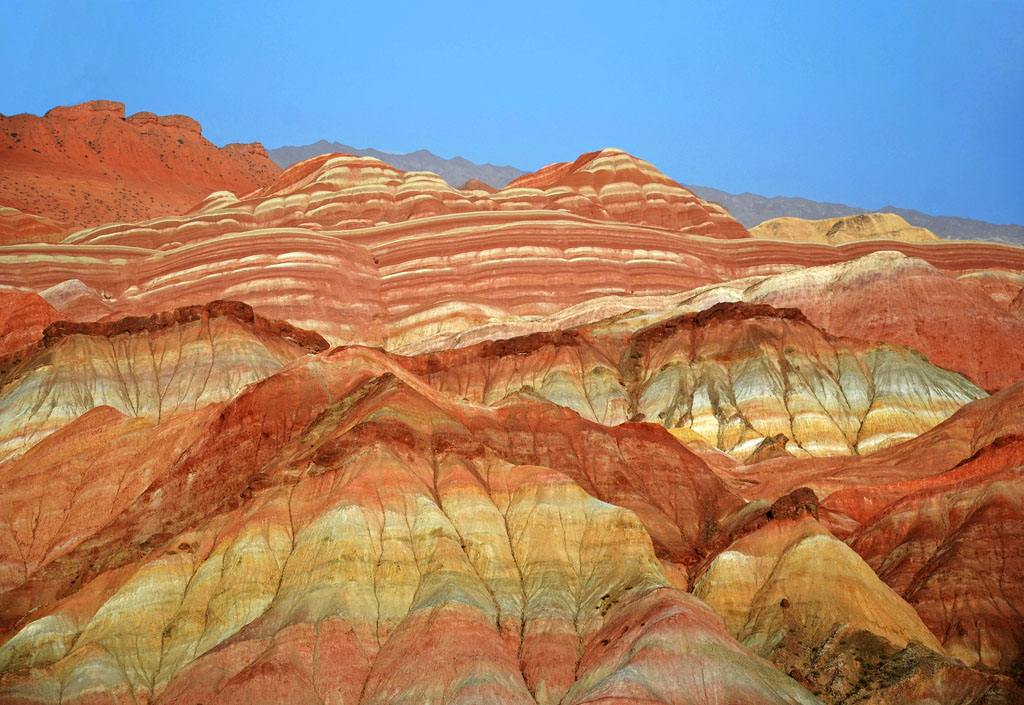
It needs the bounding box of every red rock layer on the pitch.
[502,149,749,237]
[0,296,1018,702]
[0,291,60,356]
[739,251,1024,391]
[2,216,1021,366]
[177,147,749,236]
[732,383,1024,502]
[0,207,65,245]
[0,145,1020,369]
[693,513,1019,704]
[0,101,279,233]
[838,438,1024,672]
[459,177,498,192]
[1012,286,1024,316]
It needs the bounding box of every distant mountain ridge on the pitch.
[268,141,1023,244]
[687,184,1024,245]
[268,140,526,188]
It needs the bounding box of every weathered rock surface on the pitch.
[0,346,820,705]
[842,442,1024,673]
[0,207,65,245]
[0,291,60,356]
[718,385,1024,686]
[0,122,1021,705]
[2,150,1022,357]
[648,251,1024,391]
[0,301,327,461]
[692,515,1020,703]
[0,101,279,233]
[404,302,985,459]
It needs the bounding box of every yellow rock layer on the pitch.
[750,213,940,245]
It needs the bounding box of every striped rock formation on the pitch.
[0,291,59,356]
[0,208,64,246]
[711,385,1024,684]
[0,344,821,705]
[204,147,749,236]
[0,301,328,461]
[581,251,1024,392]
[403,302,985,459]
[0,115,1022,705]
[2,149,1022,365]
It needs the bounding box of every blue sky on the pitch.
[3,1,1023,223]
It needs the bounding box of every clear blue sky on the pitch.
[3,1,1023,223]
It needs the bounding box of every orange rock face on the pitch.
[0,291,60,356]
[0,101,279,233]
[0,207,65,245]
[1,114,1023,705]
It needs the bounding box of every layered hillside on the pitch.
[0,101,279,233]
[0,207,65,245]
[686,183,1024,245]
[750,213,940,244]
[187,147,749,236]
[268,140,527,187]
[638,251,1024,391]
[1,303,1017,704]
[0,343,822,705]
[0,301,327,461]
[694,513,1014,704]
[711,385,1024,681]
[2,150,1022,366]
[1,118,1023,705]
[0,291,60,356]
[402,302,985,459]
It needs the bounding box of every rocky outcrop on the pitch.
[1,144,1022,357]
[667,251,1024,391]
[712,385,1024,682]
[693,516,1019,704]
[0,126,1022,705]
[0,290,60,356]
[0,298,1016,704]
[1012,286,1024,316]
[841,442,1024,673]
[183,148,750,236]
[751,213,940,244]
[0,101,279,231]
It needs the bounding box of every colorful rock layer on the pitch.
[0,118,1022,705]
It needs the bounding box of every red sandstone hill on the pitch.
[0,100,280,235]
